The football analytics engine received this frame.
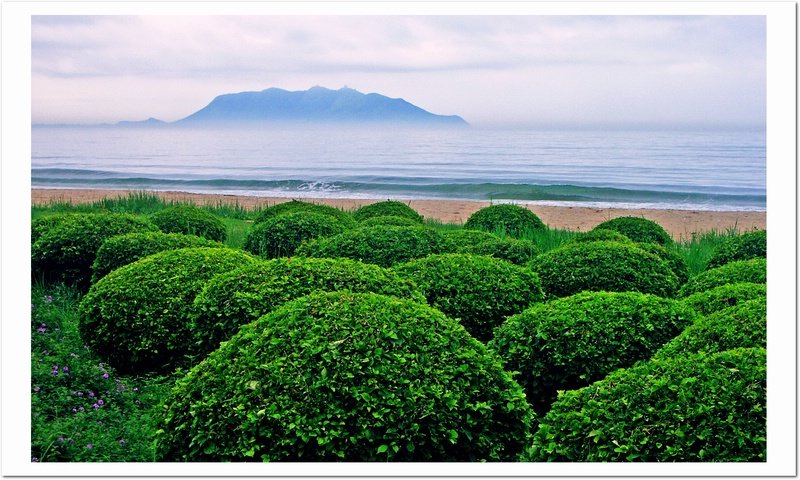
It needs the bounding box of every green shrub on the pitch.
[91,232,222,283]
[634,242,690,286]
[442,229,501,248]
[654,298,766,360]
[570,229,633,244]
[31,214,79,243]
[32,213,158,289]
[393,254,544,341]
[526,348,766,462]
[678,258,767,297]
[253,200,356,228]
[189,257,425,357]
[529,241,679,298]
[150,205,227,242]
[489,291,697,414]
[359,215,421,227]
[295,225,454,268]
[353,200,423,223]
[465,238,541,265]
[706,230,766,270]
[592,216,672,245]
[156,291,535,461]
[463,204,546,237]
[243,211,347,259]
[681,282,767,316]
[78,248,258,374]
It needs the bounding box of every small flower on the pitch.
[33,386,40,393]
[41,323,47,327]
[57,436,64,443]
[102,373,109,379]
[97,399,104,406]
[62,366,69,373]
[133,387,138,392]
[119,439,126,446]
[32,457,39,462]
[37,327,47,334]
[78,406,85,412]
[72,408,77,413]
[76,391,83,397]
[88,391,95,397]
[86,444,93,449]
[92,403,100,409]
[44,295,53,304]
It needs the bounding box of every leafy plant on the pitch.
[243,211,347,259]
[634,242,690,286]
[681,282,766,316]
[353,200,424,223]
[252,200,356,228]
[149,204,227,242]
[705,230,766,270]
[592,216,672,245]
[442,229,501,248]
[156,291,535,461]
[78,247,258,374]
[569,229,633,244]
[393,253,544,341]
[462,238,540,265]
[678,258,766,297]
[463,204,546,237]
[359,215,422,227]
[526,348,766,462]
[489,291,697,414]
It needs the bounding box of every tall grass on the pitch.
[673,227,743,276]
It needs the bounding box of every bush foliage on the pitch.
[91,232,222,283]
[150,204,227,242]
[634,242,690,286]
[654,297,766,360]
[189,257,425,357]
[31,214,80,244]
[252,200,356,228]
[592,216,672,245]
[570,229,633,244]
[681,282,767,316]
[530,241,679,298]
[295,225,454,268]
[526,348,766,462]
[489,291,697,413]
[359,215,421,228]
[393,254,544,341]
[156,291,535,461]
[706,230,766,270]
[462,238,540,266]
[78,248,258,374]
[32,213,158,289]
[678,258,767,297]
[463,204,546,237]
[442,229,501,248]
[243,211,347,259]
[353,200,423,223]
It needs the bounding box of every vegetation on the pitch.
[569,228,633,244]
[156,291,535,461]
[460,238,540,265]
[353,200,424,223]
[463,204,546,237]
[359,215,421,227]
[149,204,228,242]
[634,242,690,286]
[243,211,347,258]
[678,258,767,297]
[681,282,767,316]
[526,348,766,462]
[705,229,766,270]
[489,291,697,413]
[252,199,356,228]
[393,253,544,341]
[592,216,673,245]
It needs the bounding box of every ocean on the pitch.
[31,125,766,211]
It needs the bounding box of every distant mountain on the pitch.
[115,117,168,128]
[175,86,469,127]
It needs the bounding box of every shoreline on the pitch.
[31,188,766,240]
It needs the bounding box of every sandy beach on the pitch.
[31,188,766,240]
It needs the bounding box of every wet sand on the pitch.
[31,188,766,240]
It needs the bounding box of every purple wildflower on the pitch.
[33,386,40,393]
[86,444,93,449]
[37,327,47,333]
[97,399,104,406]
[57,436,64,443]
[88,391,95,398]
[76,391,83,397]
[32,457,39,462]
[62,366,69,373]
[102,373,109,379]
[78,406,84,412]
[92,403,99,409]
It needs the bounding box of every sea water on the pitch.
[31,125,766,211]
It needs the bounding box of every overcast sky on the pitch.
[31,15,765,128]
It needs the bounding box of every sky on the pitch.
[31,15,766,128]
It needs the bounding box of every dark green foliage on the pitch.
[242,211,347,259]
[156,291,535,462]
[31,214,79,243]
[634,242,690,286]
[353,200,424,223]
[465,238,541,265]
[91,232,222,283]
[295,225,454,268]
[31,213,158,289]
[681,282,767,316]
[526,348,766,462]
[463,204,546,237]
[530,241,679,299]
[442,229,501,248]
[570,228,633,244]
[150,204,227,242]
[393,254,544,341]
[189,257,426,357]
[678,258,767,297]
[489,291,697,414]
[706,230,766,270]
[78,248,258,374]
[592,216,672,245]
[359,215,421,227]
[253,200,356,228]
[654,298,766,360]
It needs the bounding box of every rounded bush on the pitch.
[156,291,535,462]
[393,254,544,341]
[91,232,222,283]
[592,216,672,245]
[489,291,697,414]
[530,241,679,298]
[654,297,766,360]
[463,204,546,237]
[253,200,356,228]
[526,348,766,462]
[190,257,426,357]
[634,242,690,286]
[570,229,633,244]
[150,205,227,242]
[295,225,454,268]
[681,282,767,316]
[243,211,347,259]
[706,230,766,270]
[359,215,421,228]
[353,200,423,223]
[442,229,501,249]
[31,213,158,289]
[31,214,79,244]
[465,238,540,265]
[678,258,766,297]
[78,248,258,374]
